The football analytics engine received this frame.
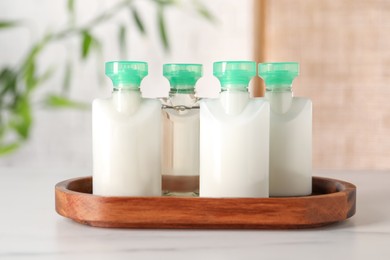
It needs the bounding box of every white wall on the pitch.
[0,0,254,170]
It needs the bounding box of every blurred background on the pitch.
[0,0,389,171]
[257,0,390,170]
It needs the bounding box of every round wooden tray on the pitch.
[55,176,356,229]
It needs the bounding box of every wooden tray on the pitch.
[55,176,356,229]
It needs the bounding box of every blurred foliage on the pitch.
[0,0,214,156]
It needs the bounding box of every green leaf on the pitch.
[0,125,5,139]
[118,25,127,59]
[0,142,20,156]
[62,61,72,93]
[36,66,55,86]
[0,68,18,97]
[44,94,88,109]
[157,6,169,51]
[80,31,101,60]
[130,6,146,35]
[67,0,76,25]
[24,61,37,91]
[23,64,55,93]
[9,95,32,139]
[67,0,75,13]
[81,31,93,59]
[28,34,52,61]
[21,34,52,74]
[192,0,215,22]
[0,20,20,29]
[152,0,177,6]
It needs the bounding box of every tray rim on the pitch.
[55,176,356,229]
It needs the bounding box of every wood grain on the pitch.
[55,176,356,229]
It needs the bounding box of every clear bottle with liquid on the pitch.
[259,62,312,196]
[92,61,161,196]
[161,64,202,196]
[200,61,269,198]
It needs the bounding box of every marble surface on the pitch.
[0,168,389,259]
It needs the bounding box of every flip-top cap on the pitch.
[105,61,148,88]
[213,61,256,88]
[258,62,299,87]
[163,64,202,92]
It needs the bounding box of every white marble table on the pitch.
[0,168,389,259]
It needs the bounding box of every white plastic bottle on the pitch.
[259,62,312,196]
[92,61,161,196]
[200,61,269,198]
[160,64,202,196]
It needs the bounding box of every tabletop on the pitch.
[0,168,389,260]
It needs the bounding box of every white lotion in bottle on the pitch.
[92,61,161,196]
[200,61,269,198]
[259,62,312,197]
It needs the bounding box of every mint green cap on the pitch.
[213,61,256,89]
[163,64,202,93]
[105,61,148,88]
[258,62,299,88]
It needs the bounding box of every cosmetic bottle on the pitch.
[259,62,312,196]
[200,61,269,198]
[92,61,161,196]
[161,64,202,196]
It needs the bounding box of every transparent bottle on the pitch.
[92,61,161,196]
[259,62,312,196]
[161,64,202,196]
[200,61,269,198]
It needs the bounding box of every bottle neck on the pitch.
[113,82,140,90]
[265,84,293,114]
[221,83,248,92]
[164,89,198,109]
[112,87,142,114]
[113,85,141,92]
[219,86,249,116]
[265,84,292,93]
[169,84,196,95]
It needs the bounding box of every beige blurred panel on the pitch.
[255,0,390,170]
[252,0,267,97]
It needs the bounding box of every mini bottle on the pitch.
[258,62,312,196]
[92,61,161,196]
[200,61,269,198]
[161,64,202,196]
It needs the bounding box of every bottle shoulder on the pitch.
[200,98,269,122]
[92,96,110,103]
[92,97,111,110]
[93,96,160,105]
[291,97,312,112]
[200,97,269,109]
[293,97,312,105]
[160,94,199,108]
[143,98,164,108]
[270,97,311,121]
[252,97,270,107]
[93,96,161,117]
